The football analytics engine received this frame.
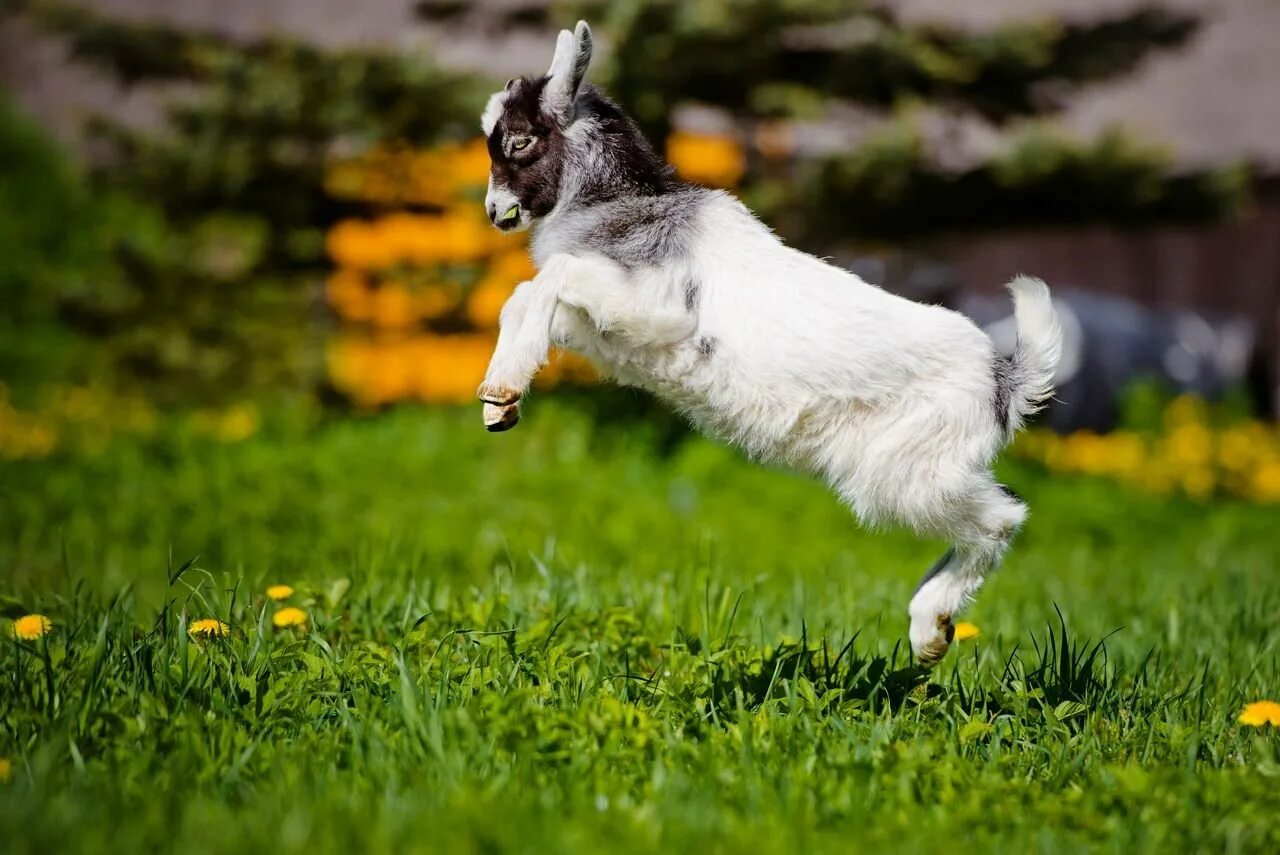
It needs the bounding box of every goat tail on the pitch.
[999,275,1063,435]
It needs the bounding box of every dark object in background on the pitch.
[960,288,1256,432]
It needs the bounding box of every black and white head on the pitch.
[481,21,675,232]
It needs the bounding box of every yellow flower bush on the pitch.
[188,619,230,639]
[325,139,491,209]
[327,212,507,271]
[12,614,52,641]
[667,131,746,188]
[323,139,517,407]
[466,249,537,328]
[323,133,740,406]
[1014,395,1280,503]
[273,607,308,629]
[326,333,594,407]
[953,621,980,641]
[0,757,11,782]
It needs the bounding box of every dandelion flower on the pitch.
[273,607,307,629]
[953,621,980,642]
[0,757,11,782]
[266,584,295,601]
[1238,700,1280,727]
[12,614,52,641]
[188,618,231,639]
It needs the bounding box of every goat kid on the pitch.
[476,22,1063,666]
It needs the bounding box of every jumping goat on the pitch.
[476,22,1063,665]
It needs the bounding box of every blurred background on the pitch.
[2,0,1279,503]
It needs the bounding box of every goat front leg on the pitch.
[478,278,559,431]
[478,253,694,431]
[477,255,614,429]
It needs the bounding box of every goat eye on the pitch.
[512,137,532,151]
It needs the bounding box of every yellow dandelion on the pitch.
[272,607,308,629]
[188,618,231,639]
[12,614,52,641]
[953,621,980,642]
[0,757,11,782]
[266,584,295,601]
[1238,700,1280,727]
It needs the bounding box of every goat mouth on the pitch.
[491,203,523,231]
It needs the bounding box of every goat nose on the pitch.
[486,204,497,224]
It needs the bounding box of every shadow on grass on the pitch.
[658,606,1151,728]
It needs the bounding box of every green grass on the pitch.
[2,405,1278,853]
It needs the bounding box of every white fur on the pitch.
[543,22,592,123]
[479,26,1063,665]
[1005,275,1063,432]
[480,91,506,137]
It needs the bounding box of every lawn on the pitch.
[1,404,1278,853]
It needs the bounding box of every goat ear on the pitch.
[543,20,592,124]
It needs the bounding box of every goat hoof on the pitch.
[477,381,521,406]
[483,401,520,432]
[911,613,953,668]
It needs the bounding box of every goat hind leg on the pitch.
[908,484,1026,666]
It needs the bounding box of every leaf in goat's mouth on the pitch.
[500,205,520,222]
